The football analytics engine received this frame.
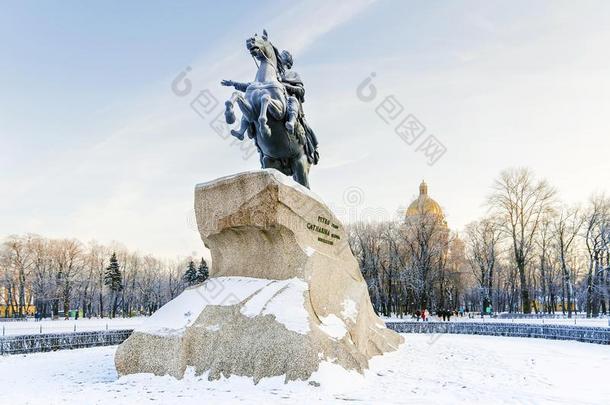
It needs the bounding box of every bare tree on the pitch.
[2,235,34,317]
[488,168,556,313]
[552,205,584,317]
[30,235,54,316]
[50,239,83,318]
[464,217,502,314]
[402,204,449,313]
[535,212,559,313]
[583,195,610,317]
[348,222,385,314]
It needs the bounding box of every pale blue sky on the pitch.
[2,1,610,258]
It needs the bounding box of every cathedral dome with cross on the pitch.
[405,180,447,226]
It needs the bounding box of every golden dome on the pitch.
[405,180,445,220]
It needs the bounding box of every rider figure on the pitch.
[278,50,319,165]
[221,50,319,165]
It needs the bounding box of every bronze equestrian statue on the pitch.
[221,30,319,188]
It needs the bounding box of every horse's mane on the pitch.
[271,44,285,76]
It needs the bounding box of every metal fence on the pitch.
[2,321,608,356]
[1,322,143,336]
[385,321,610,345]
[0,329,133,355]
[494,312,596,319]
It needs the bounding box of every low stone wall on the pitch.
[385,322,610,345]
[0,329,134,355]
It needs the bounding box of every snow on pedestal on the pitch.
[115,169,403,383]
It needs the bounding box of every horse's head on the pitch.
[246,29,279,67]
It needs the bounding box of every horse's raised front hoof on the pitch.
[224,101,236,124]
[285,121,295,134]
[230,130,244,141]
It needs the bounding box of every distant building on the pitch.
[405,180,448,228]
[0,286,36,318]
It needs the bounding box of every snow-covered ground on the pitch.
[383,315,610,328]
[0,317,145,336]
[1,334,608,404]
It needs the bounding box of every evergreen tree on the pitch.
[183,260,198,286]
[196,258,209,283]
[104,252,123,318]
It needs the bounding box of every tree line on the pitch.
[0,235,209,318]
[348,168,610,318]
[2,168,608,320]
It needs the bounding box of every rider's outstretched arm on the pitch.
[232,81,250,92]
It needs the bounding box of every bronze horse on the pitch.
[223,30,312,188]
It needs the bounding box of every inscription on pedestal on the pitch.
[307,215,341,246]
